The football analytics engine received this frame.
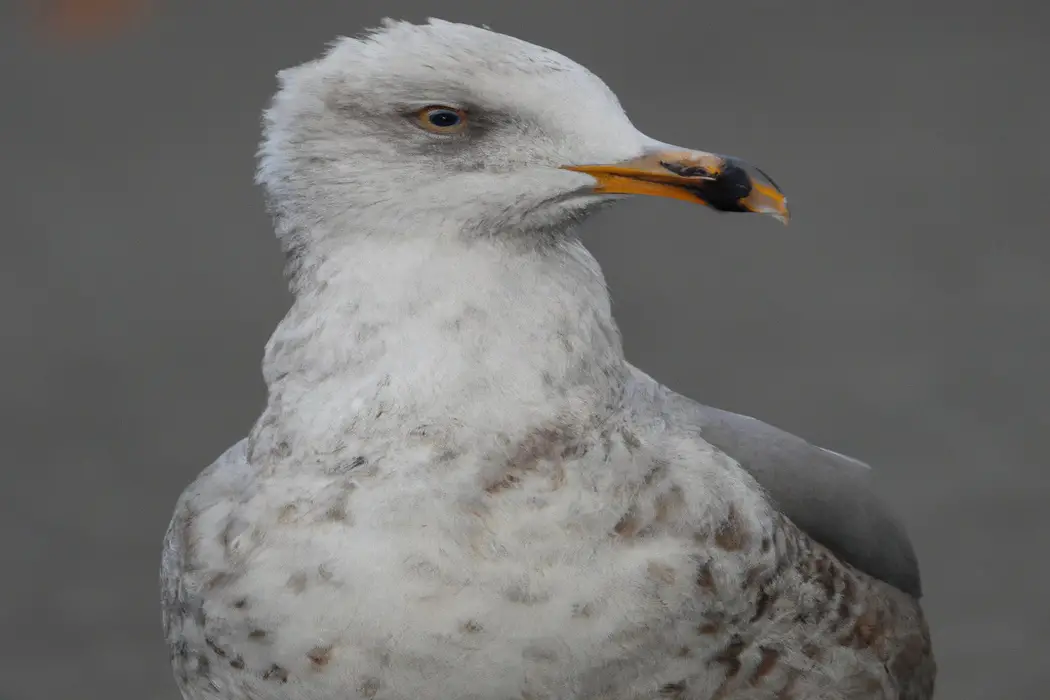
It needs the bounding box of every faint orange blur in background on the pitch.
[33,0,151,42]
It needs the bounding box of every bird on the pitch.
[161,18,935,700]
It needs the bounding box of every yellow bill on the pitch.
[564,149,789,224]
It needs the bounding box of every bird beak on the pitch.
[563,149,789,224]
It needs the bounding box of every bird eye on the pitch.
[417,106,468,133]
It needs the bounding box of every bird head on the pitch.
[258,19,788,254]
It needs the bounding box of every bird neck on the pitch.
[252,232,629,460]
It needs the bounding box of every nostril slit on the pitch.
[659,161,714,179]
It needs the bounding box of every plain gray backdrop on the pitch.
[3,0,1048,698]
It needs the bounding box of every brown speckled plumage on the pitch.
[163,423,934,699]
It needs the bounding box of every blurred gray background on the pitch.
[3,0,1048,698]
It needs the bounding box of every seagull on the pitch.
[161,19,934,700]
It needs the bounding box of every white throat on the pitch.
[251,229,628,462]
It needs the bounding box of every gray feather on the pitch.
[649,380,922,598]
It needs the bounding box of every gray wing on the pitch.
[630,368,922,598]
